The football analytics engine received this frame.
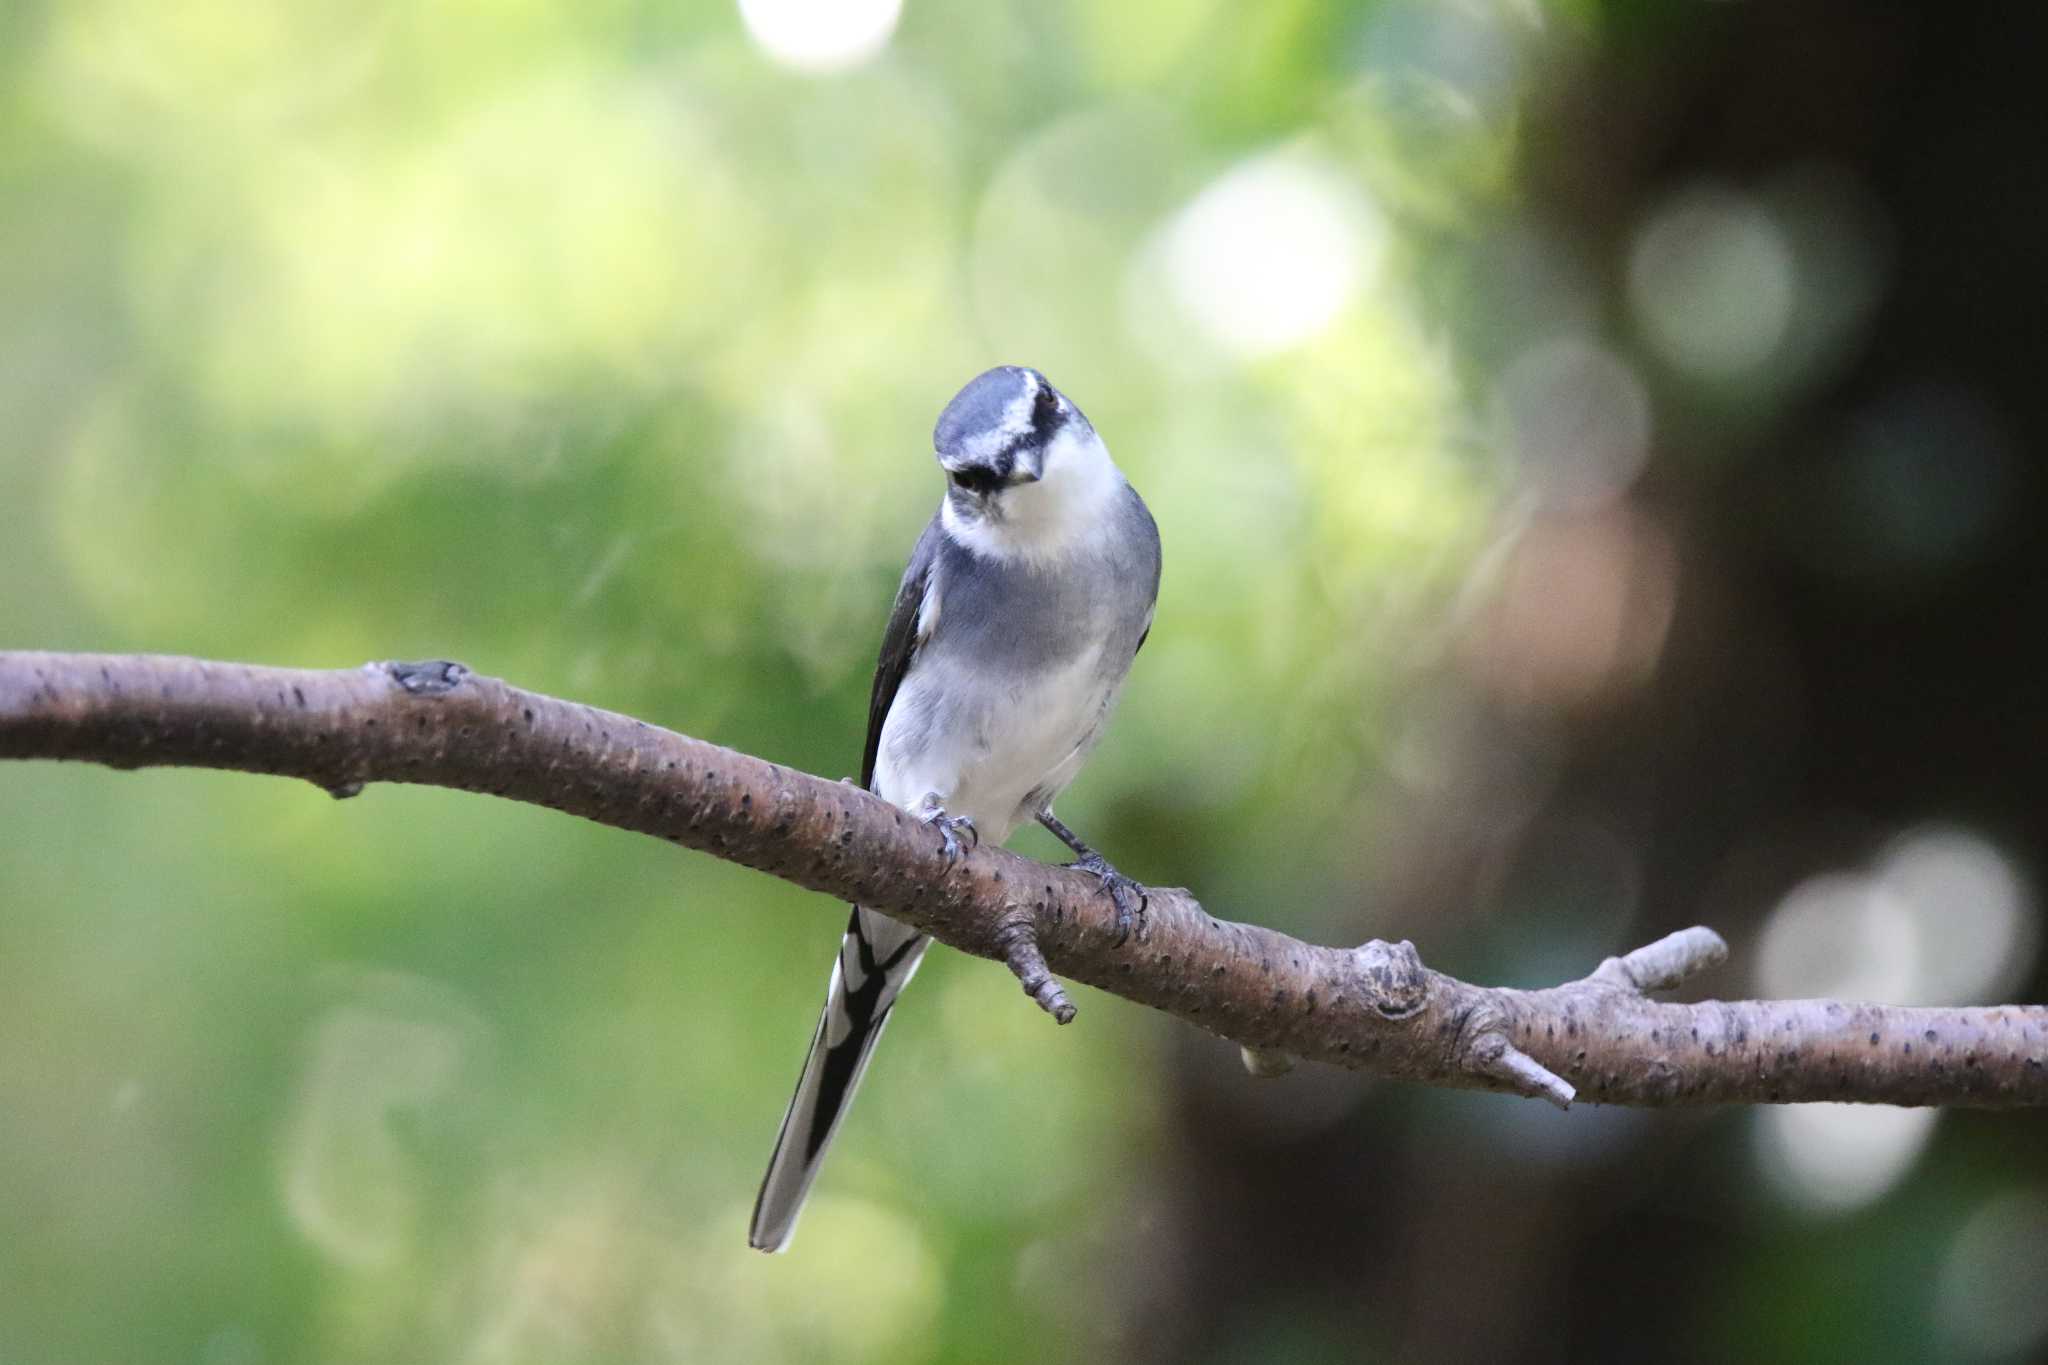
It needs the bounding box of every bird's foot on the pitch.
[916,797,979,865]
[1071,850,1147,944]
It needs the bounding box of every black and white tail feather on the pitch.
[748,905,927,1252]
[750,504,942,1254]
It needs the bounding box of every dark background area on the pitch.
[1146,5,2048,1362]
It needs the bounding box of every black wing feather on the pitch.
[860,515,943,790]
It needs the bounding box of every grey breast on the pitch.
[930,483,1160,681]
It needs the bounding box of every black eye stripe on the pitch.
[943,385,1062,495]
[949,466,1002,495]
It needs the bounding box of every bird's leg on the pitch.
[1036,809,1147,943]
[914,792,978,865]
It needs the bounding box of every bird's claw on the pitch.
[923,807,979,865]
[1072,851,1147,944]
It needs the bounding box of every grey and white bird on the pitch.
[749,365,1161,1253]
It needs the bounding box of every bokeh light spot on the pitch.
[1461,505,1678,707]
[1161,150,1384,357]
[1628,183,1796,380]
[1497,336,1652,508]
[1876,825,2036,1004]
[1758,826,2034,1007]
[737,0,903,74]
[279,971,484,1269]
[1756,871,1920,1004]
[1755,1103,1938,1215]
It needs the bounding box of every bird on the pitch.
[749,365,1162,1253]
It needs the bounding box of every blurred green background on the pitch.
[4,1,2046,1362]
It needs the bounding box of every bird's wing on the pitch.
[860,514,944,790]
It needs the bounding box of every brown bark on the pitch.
[3,650,2044,1108]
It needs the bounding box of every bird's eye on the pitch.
[1032,383,1060,432]
[949,466,1001,495]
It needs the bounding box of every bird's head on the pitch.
[931,366,1121,561]
[932,365,1091,499]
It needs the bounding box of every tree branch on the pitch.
[4,651,2044,1108]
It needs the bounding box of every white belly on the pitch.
[873,642,1112,842]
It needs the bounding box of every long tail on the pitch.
[749,905,929,1252]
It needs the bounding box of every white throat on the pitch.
[940,427,1125,563]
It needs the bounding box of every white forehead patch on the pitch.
[997,370,1041,438]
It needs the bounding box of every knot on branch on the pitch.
[382,659,471,696]
[992,909,1075,1025]
[1354,939,1428,1020]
